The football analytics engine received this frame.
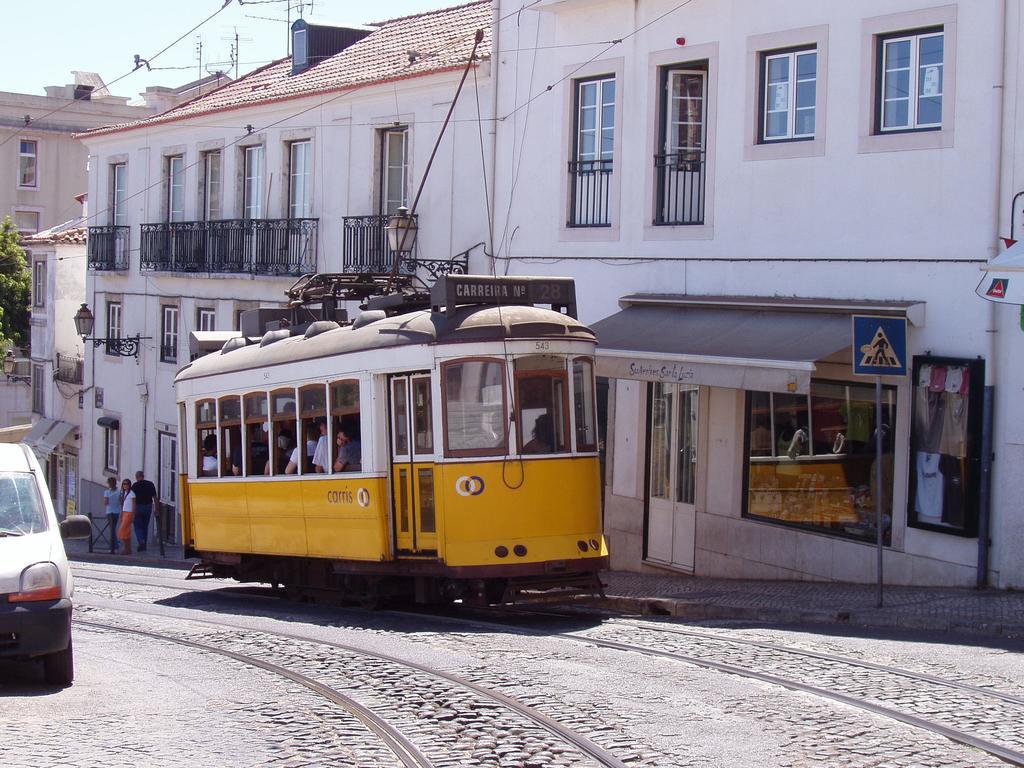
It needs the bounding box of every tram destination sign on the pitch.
[432,275,577,317]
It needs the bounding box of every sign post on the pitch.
[852,315,908,608]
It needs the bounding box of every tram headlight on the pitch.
[577,540,589,552]
[513,545,527,557]
[494,546,509,558]
[589,538,600,551]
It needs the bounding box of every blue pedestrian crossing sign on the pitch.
[852,315,907,376]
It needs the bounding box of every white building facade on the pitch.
[79,4,494,541]
[490,0,1024,587]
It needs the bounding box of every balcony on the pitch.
[568,159,613,227]
[654,151,706,226]
[341,215,470,281]
[140,219,318,276]
[87,226,130,270]
[54,353,83,385]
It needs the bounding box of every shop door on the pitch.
[389,374,437,555]
[647,383,699,571]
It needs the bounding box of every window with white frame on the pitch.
[18,140,37,188]
[167,155,185,222]
[105,301,122,356]
[196,307,216,331]
[289,140,312,219]
[570,76,615,227]
[31,364,44,413]
[380,128,408,215]
[877,28,943,133]
[243,145,264,219]
[161,305,179,363]
[104,425,119,473]
[111,163,127,226]
[14,210,39,235]
[201,150,222,220]
[761,47,817,142]
[32,260,45,308]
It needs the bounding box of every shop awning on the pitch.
[976,240,1024,304]
[22,418,56,446]
[591,295,924,394]
[36,420,76,455]
[189,330,243,358]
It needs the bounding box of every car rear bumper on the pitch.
[0,599,72,659]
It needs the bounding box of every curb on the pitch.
[69,551,192,570]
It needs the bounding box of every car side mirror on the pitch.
[59,515,93,540]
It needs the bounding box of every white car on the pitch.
[0,443,90,686]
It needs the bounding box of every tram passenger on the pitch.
[333,418,361,472]
[201,434,218,476]
[312,419,330,473]
[523,413,554,454]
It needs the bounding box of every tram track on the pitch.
[71,591,630,768]
[77,618,433,768]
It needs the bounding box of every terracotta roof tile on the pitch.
[24,220,87,245]
[81,1,491,139]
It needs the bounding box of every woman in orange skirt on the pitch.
[117,478,135,554]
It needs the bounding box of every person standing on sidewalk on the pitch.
[117,479,135,555]
[130,470,159,553]
[102,477,121,553]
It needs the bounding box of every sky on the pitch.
[1,0,453,98]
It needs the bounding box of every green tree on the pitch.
[0,217,31,352]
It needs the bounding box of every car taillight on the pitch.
[9,562,61,603]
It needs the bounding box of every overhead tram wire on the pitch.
[0,0,235,151]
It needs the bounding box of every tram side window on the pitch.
[300,385,327,474]
[270,389,298,475]
[244,393,269,476]
[515,355,569,455]
[331,379,361,472]
[442,359,506,457]
[218,396,242,476]
[572,358,597,452]
[196,400,217,477]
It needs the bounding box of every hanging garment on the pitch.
[918,364,933,388]
[914,451,944,523]
[944,366,964,394]
[939,392,968,459]
[939,454,966,528]
[928,366,948,393]
[914,387,945,454]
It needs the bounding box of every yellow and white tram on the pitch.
[175,276,608,603]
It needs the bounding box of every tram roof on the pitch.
[175,304,595,384]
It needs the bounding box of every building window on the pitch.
[31,364,44,414]
[201,151,222,221]
[32,260,45,308]
[104,425,119,473]
[15,210,39,235]
[569,76,615,228]
[744,381,897,545]
[196,307,216,331]
[161,305,179,363]
[656,65,707,226]
[908,356,983,537]
[760,48,817,142]
[111,163,127,226]
[18,139,37,188]
[167,155,185,222]
[877,29,943,133]
[105,301,122,357]
[243,145,264,219]
[288,140,312,219]
[380,128,408,215]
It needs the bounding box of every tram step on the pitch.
[186,563,219,580]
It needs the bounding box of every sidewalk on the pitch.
[64,538,1024,639]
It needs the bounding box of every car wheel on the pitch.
[43,637,74,687]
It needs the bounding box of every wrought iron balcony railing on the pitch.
[140,219,318,276]
[341,215,470,282]
[568,159,613,227]
[87,226,130,270]
[53,353,83,385]
[654,151,706,226]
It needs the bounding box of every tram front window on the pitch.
[515,355,569,455]
[442,359,506,457]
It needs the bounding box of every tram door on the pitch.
[647,383,699,572]
[389,374,438,555]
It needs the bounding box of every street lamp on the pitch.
[73,302,149,358]
[385,206,419,255]
[3,350,30,385]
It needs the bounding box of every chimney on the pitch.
[291,19,372,76]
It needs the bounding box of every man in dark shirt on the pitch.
[131,470,159,553]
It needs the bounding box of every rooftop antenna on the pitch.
[195,35,204,80]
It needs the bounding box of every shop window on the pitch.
[744,381,896,544]
[195,400,216,477]
[269,389,298,475]
[441,359,506,457]
[218,396,242,477]
[515,355,569,455]
[331,380,361,473]
[243,393,269,476]
[908,356,983,537]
